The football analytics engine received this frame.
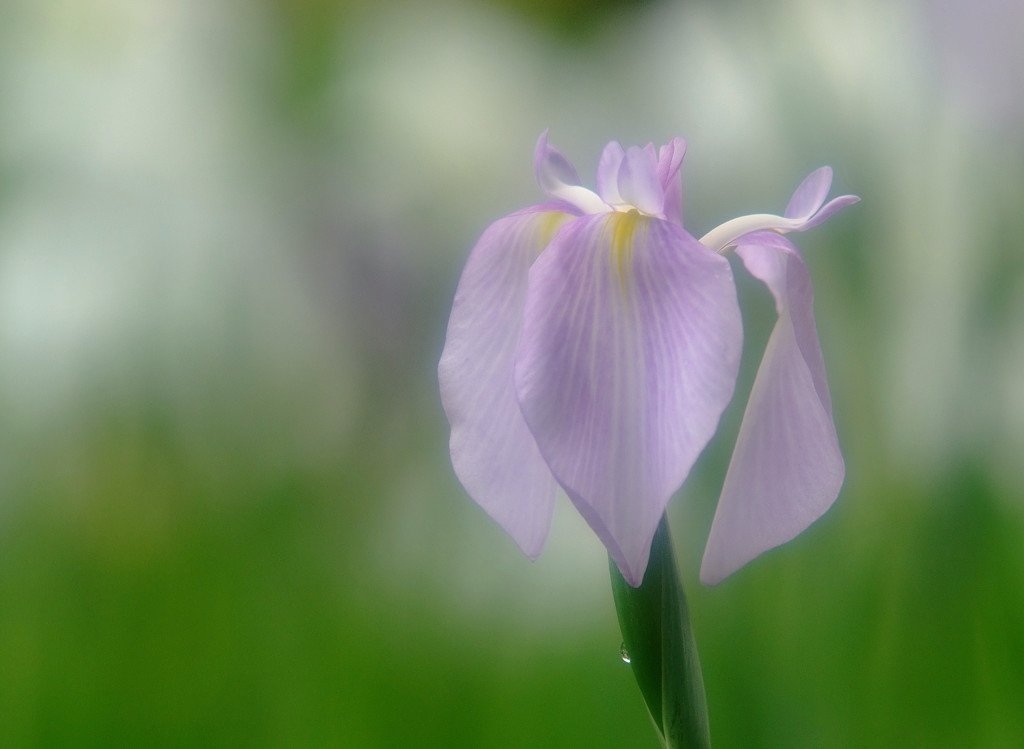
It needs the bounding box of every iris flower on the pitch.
[439,132,857,586]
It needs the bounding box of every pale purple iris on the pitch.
[439,132,858,586]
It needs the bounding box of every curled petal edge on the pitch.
[699,168,858,253]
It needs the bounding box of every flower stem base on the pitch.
[610,514,711,749]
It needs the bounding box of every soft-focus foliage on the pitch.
[1,0,1023,746]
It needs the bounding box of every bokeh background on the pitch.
[1,0,1023,746]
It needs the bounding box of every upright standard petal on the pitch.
[534,131,609,215]
[784,166,834,220]
[784,167,861,230]
[596,141,626,206]
[515,212,743,586]
[700,232,844,585]
[656,138,686,227]
[439,208,571,558]
[616,146,665,217]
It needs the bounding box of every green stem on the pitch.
[610,515,711,749]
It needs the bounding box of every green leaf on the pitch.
[610,515,711,749]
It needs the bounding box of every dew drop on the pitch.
[619,643,631,664]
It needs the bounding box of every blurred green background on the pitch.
[1,0,1023,746]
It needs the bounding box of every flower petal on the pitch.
[784,167,860,229]
[439,208,571,558]
[700,233,844,585]
[515,213,743,586]
[616,146,665,217]
[534,131,609,215]
[784,166,833,220]
[700,168,858,252]
[596,141,625,206]
[656,138,687,227]
[799,194,861,231]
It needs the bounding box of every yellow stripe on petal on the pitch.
[607,209,647,297]
[538,211,572,249]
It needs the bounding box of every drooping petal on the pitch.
[515,213,743,586]
[656,138,687,227]
[439,207,572,558]
[534,131,609,215]
[700,232,844,585]
[616,146,665,217]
